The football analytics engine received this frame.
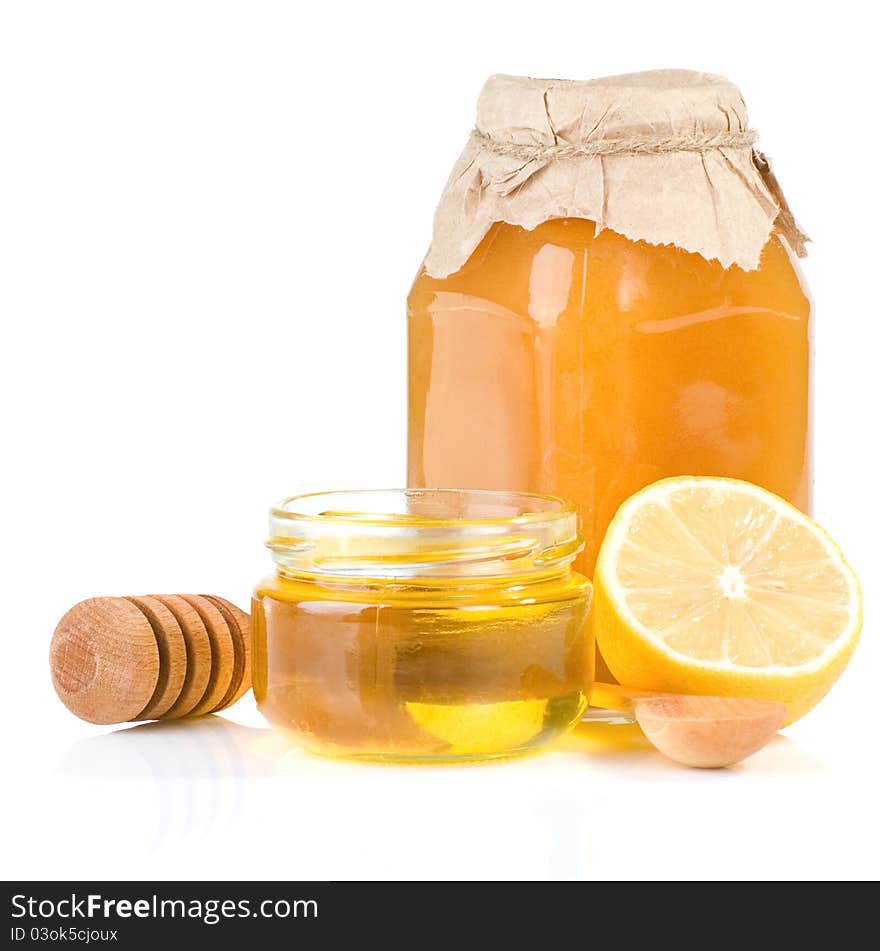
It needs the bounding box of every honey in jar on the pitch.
[407,71,811,578]
[252,489,593,761]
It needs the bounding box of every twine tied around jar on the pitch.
[470,127,759,160]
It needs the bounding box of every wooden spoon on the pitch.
[589,682,786,768]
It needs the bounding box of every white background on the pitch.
[1,0,877,882]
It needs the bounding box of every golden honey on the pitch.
[252,489,593,761]
[408,219,811,577]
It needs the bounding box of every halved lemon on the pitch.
[594,477,861,725]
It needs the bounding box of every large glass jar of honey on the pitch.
[408,71,811,579]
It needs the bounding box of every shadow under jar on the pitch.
[252,489,593,762]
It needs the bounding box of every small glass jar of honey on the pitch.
[252,489,593,761]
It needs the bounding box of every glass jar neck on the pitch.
[267,489,583,586]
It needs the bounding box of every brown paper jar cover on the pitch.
[425,70,806,278]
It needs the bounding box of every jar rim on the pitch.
[270,487,576,527]
[267,488,582,582]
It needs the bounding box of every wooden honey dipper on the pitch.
[50,595,251,725]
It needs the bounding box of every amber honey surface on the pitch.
[408,219,811,576]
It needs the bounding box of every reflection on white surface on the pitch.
[59,717,280,780]
[57,718,282,857]
[36,712,827,880]
[562,720,824,776]
[53,714,595,878]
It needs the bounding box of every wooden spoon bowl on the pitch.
[631,694,786,768]
[589,682,786,768]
